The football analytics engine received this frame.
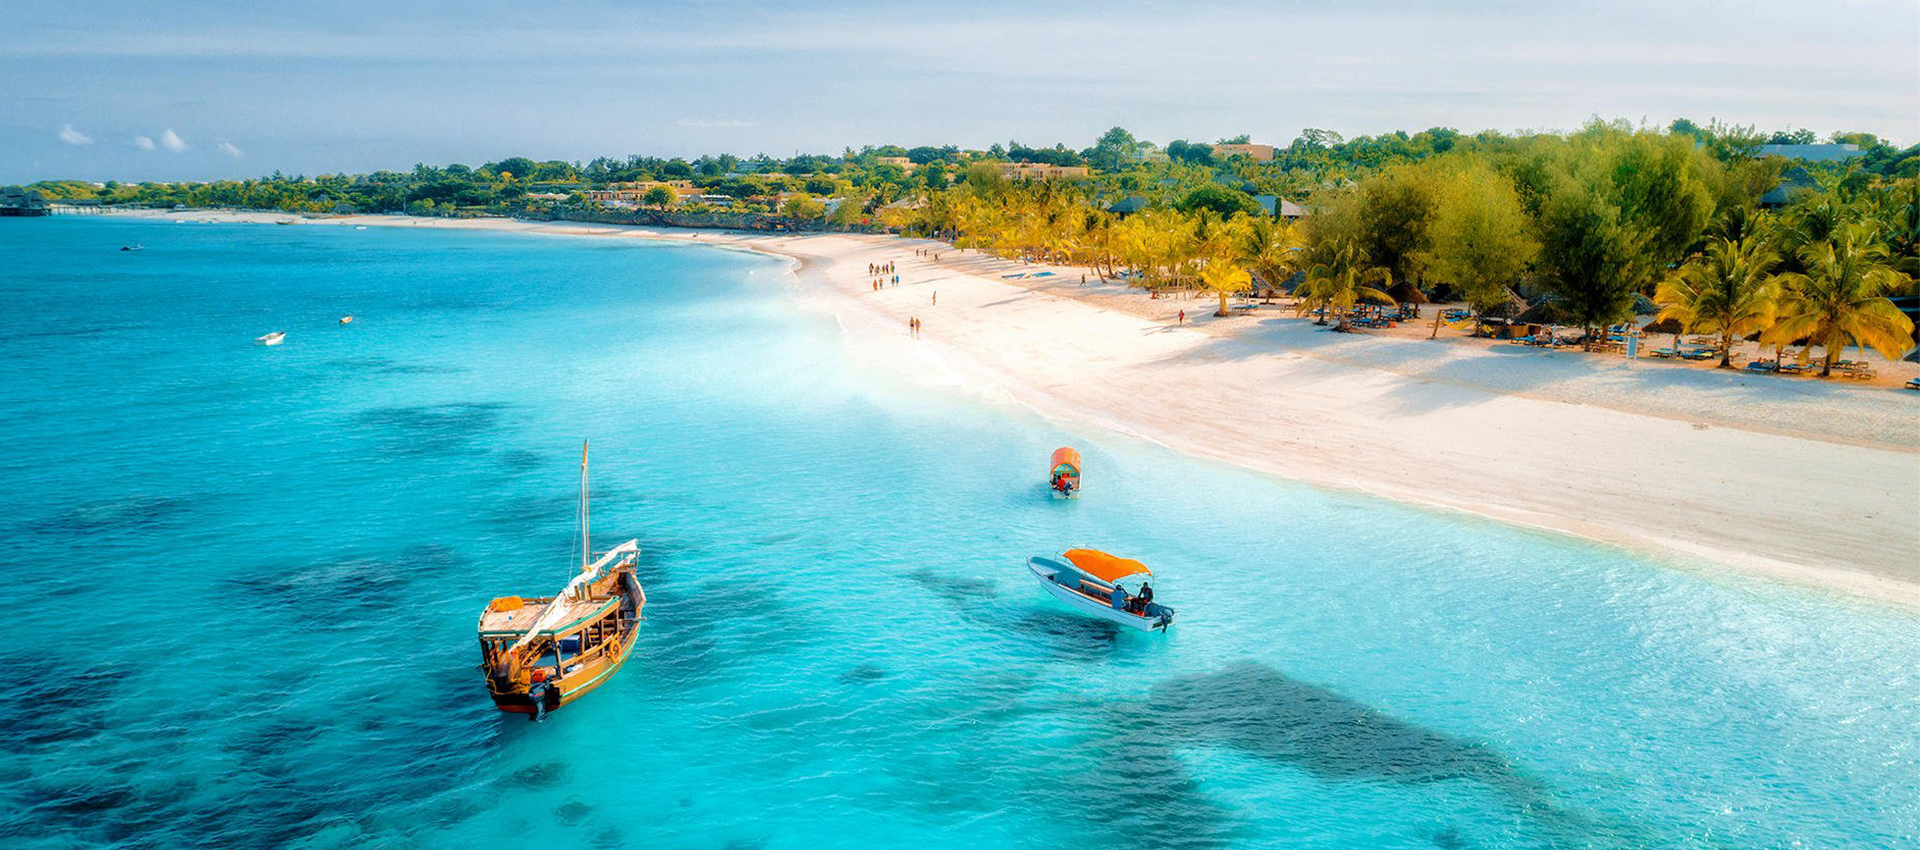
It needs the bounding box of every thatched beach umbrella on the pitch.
[1386,281,1428,305]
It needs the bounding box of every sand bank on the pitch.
[110,210,1920,608]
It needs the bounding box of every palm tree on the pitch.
[1296,239,1393,331]
[1654,236,1781,368]
[1200,256,1252,316]
[1767,222,1915,376]
[1238,217,1303,301]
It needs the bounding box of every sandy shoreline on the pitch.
[103,209,1920,609]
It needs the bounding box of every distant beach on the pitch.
[109,209,1920,608]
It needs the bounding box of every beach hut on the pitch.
[1474,289,1531,338]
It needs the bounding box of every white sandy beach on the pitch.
[113,210,1920,608]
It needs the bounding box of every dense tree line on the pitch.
[16,120,1915,367]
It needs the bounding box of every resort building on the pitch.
[875,156,916,171]
[1252,195,1306,219]
[0,186,50,216]
[583,181,701,206]
[1757,143,1864,162]
[1212,143,1276,161]
[992,162,1090,181]
[1758,144,1858,208]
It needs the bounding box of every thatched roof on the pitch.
[1643,317,1684,335]
[1631,293,1659,315]
[1905,345,1919,364]
[1478,288,1529,321]
[1512,301,1561,325]
[1387,281,1428,304]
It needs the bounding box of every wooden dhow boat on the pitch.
[478,441,644,720]
[1028,548,1173,631]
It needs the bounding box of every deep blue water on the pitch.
[1,216,1915,850]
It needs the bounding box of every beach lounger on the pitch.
[1906,377,1920,390]
[1744,361,1776,373]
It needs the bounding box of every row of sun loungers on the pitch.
[1744,360,1879,379]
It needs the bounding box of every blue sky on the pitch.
[4,0,1918,182]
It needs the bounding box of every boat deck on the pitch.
[479,594,615,637]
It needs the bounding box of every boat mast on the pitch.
[579,439,590,583]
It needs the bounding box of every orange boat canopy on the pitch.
[1063,548,1151,582]
[1050,447,1082,478]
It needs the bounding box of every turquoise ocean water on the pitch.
[0,217,1914,849]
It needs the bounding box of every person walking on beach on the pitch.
[932,291,937,306]
[1178,309,1185,324]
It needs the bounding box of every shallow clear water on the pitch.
[1,217,1915,850]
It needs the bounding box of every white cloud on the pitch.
[57,124,94,145]
[159,128,187,152]
[133,135,156,150]
[218,141,243,158]
[677,118,757,128]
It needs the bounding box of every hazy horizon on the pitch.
[5,0,1918,184]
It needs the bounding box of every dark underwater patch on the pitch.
[1139,661,1649,848]
[903,567,999,604]
[495,449,546,472]
[837,663,889,685]
[328,356,465,375]
[506,761,569,789]
[352,401,509,454]
[554,799,593,825]
[228,545,463,624]
[25,495,195,536]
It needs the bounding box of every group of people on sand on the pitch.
[871,275,898,290]
[914,248,942,261]
[1109,580,1153,615]
[908,317,923,338]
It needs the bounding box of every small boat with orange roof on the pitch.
[1048,447,1081,499]
[1028,548,1173,631]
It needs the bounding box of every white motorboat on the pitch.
[255,331,286,346]
[1028,549,1173,631]
[339,315,354,325]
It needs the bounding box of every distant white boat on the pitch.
[120,244,142,252]
[339,316,353,325]
[354,226,367,230]
[256,331,286,346]
[275,219,296,226]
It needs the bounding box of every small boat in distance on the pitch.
[478,441,644,720]
[120,244,142,252]
[339,315,354,325]
[1049,447,1081,499]
[275,218,295,225]
[255,331,286,346]
[1028,548,1174,631]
